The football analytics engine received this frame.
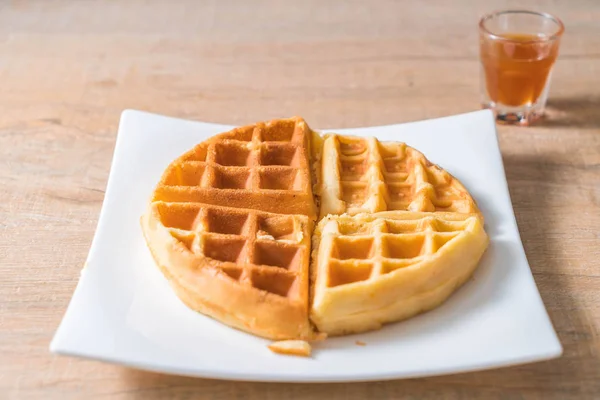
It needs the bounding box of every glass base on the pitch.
[482,101,544,126]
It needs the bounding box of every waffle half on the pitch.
[310,211,488,335]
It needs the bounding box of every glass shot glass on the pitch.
[479,10,564,125]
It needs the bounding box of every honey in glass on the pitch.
[479,11,564,125]
[481,33,560,107]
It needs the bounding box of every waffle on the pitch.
[315,134,480,219]
[310,211,488,335]
[152,117,316,220]
[141,201,315,340]
[142,117,489,344]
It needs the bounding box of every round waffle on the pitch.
[141,117,488,342]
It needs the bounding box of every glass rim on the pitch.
[479,10,565,43]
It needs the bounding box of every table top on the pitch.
[1,0,598,399]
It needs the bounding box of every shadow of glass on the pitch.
[539,96,600,128]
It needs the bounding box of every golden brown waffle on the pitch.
[141,201,315,340]
[153,117,316,220]
[310,211,488,335]
[315,134,479,219]
[142,117,488,344]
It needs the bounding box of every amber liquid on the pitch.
[481,33,560,107]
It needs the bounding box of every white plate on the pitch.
[50,109,562,382]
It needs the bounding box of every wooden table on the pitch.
[1,1,598,398]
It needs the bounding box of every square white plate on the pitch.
[51,109,562,382]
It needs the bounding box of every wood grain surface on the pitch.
[1,0,599,399]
